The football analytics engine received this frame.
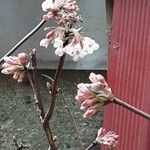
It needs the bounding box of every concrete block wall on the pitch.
[0,0,107,70]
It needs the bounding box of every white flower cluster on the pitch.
[53,36,99,61]
[42,0,79,13]
[40,0,99,61]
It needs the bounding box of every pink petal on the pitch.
[1,69,10,74]
[2,62,10,68]
[83,108,98,119]
[18,53,29,65]
[80,98,97,110]
[3,56,18,65]
[17,72,25,82]
[13,72,20,80]
[40,38,50,48]
[6,65,18,73]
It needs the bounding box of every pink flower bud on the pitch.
[83,108,99,119]
[40,38,51,48]
[75,73,112,119]
[18,53,29,65]
[1,53,29,82]
[89,72,107,85]
[40,28,65,49]
[96,128,119,149]
[3,56,19,65]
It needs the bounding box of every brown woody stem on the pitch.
[60,90,83,150]
[43,54,66,124]
[43,36,69,124]
[28,49,56,150]
[43,122,57,150]
[30,49,45,119]
[110,97,150,120]
[0,19,46,64]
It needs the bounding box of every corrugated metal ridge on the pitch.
[102,0,150,150]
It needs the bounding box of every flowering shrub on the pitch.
[75,72,112,118]
[2,0,149,150]
[0,1,118,149]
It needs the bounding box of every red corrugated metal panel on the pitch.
[102,0,150,150]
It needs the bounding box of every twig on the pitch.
[44,54,66,124]
[85,141,98,150]
[41,74,83,149]
[110,97,150,120]
[43,35,69,124]
[43,122,57,150]
[59,90,83,150]
[12,135,31,150]
[42,74,54,83]
[30,49,45,119]
[27,72,41,116]
[28,49,56,150]
[0,19,46,64]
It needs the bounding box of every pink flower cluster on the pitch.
[75,73,112,118]
[40,28,99,61]
[1,53,29,82]
[96,128,119,149]
[54,35,99,61]
[40,0,99,61]
[40,27,64,48]
[42,0,79,21]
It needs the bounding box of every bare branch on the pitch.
[12,135,31,150]
[30,49,45,119]
[27,49,56,150]
[43,54,66,124]
[0,19,46,64]
[85,141,98,150]
[110,97,150,120]
[59,89,83,150]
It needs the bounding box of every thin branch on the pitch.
[27,72,44,122]
[44,54,66,124]
[28,49,56,150]
[110,97,150,120]
[41,74,83,149]
[85,141,98,150]
[30,49,45,119]
[0,19,46,64]
[42,74,54,83]
[27,73,57,150]
[12,135,31,150]
[43,122,57,150]
[59,90,83,150]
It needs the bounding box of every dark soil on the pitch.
[0,70,106,150]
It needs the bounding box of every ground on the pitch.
[0,70,106,150]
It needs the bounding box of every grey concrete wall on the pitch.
[0,0,108,70]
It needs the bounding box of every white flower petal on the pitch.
[40,38,50,48]
[1,69,10,74]
[92,43,99,50]
[53,38,63,48]
[55,47,64,56]
[42,0,54,12]
[72,55,79,61]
